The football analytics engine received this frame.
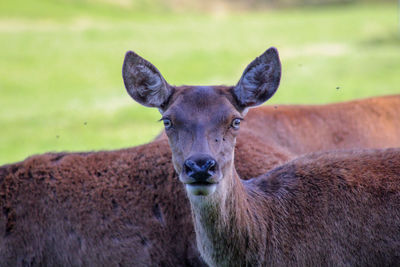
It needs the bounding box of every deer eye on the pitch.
[163,119,172,129]
[231,118,241,130]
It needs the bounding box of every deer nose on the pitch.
[184,155,217,182]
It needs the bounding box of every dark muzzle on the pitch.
[184,155,217,182]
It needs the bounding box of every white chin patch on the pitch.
[185,184,217,196]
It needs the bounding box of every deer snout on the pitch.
[182,155,219,196]
[183,155,217,183]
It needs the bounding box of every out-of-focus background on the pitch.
[0,0,399,164]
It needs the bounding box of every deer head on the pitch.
[123,48,281,197]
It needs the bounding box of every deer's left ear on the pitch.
[232,47,281,109]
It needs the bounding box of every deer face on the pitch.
[159,85,242,196]
[123,48,281,196]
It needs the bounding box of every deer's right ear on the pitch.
[123,51,173,110]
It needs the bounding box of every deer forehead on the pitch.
[164,86,241,126]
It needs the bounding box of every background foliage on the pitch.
[0,0,399,164]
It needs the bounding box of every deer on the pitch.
[123,46,400,265]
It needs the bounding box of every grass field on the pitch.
[0,0,399,164]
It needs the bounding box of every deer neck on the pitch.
[187,165,273,266]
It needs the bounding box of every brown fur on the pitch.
[242,94,400,156]
[0,141,201,266]
[194,148,400,266]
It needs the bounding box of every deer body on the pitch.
[241,94,400,156]
[123,47,400,265]
[0,141,205,266]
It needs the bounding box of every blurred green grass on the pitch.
[0,0,399,164]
